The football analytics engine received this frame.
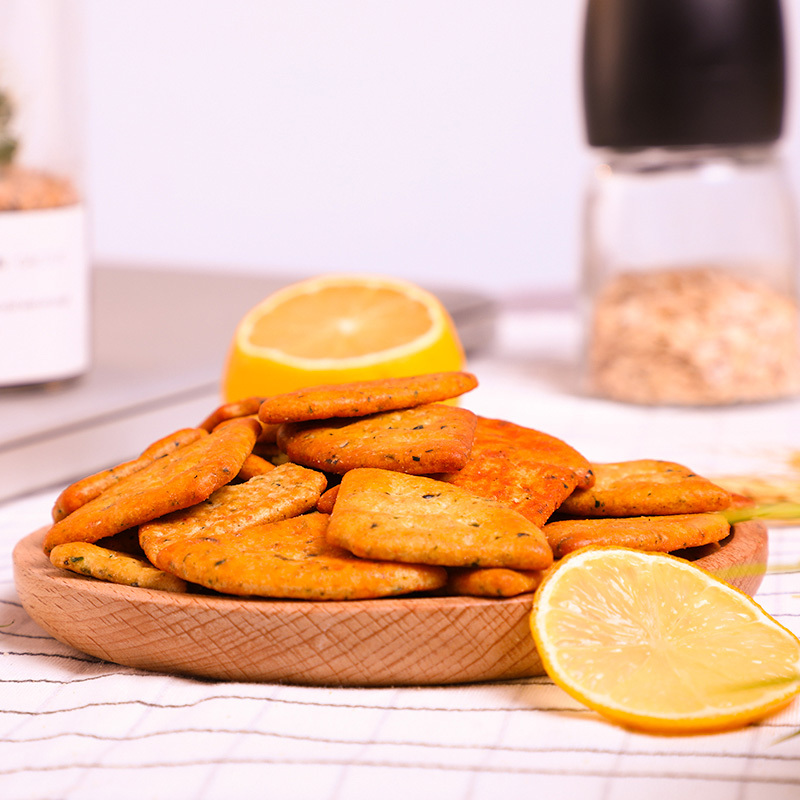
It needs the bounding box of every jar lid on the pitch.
[583,0,786,148]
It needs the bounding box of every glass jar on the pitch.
[580,0,799,405]
[582,145,800,405]
[0,0,89,387]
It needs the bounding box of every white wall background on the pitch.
[67,1,800,296]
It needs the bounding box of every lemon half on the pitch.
[222,274,465,401]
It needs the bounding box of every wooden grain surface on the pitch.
[13,521,768,686]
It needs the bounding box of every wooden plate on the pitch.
[13,521,768,687]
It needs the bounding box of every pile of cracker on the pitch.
[43,372,736,601]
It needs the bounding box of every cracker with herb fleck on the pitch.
[470,417,595,489]
[557,459,732,518]
[49,541,188,593]
[43,417,261,555]
[51,427,209,522]
[438,450,579,527]
[155,511,446,600]
[277,403,477,475]
[258,371,478,424]
[140,462,326,570]
[544,512,731,559]
[446,566,544,598]
[327,468,553,569]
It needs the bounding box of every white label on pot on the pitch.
[0,204,89,385]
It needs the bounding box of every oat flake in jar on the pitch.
[580,0,800,406]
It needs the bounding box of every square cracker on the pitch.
[327,468,553,570]
[470,417,595,489]
[154,511,447,600]
[43,417,261,555]
[140,462,327,570]
[437,449,579,527]
[51,427,208,522]
[277,403,477,475]
[258,371,478,423]
[475,417,594,486]
[544,512,731,559]
[50,541,187,593]
[436,415,590,525]
[557,459,732,517]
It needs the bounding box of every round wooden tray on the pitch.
[13,521,768,687]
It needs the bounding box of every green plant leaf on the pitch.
[722,503,800,525]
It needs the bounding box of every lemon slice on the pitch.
[530,547,800,734]
[222,274,465,401]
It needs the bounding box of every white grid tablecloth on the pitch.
[2,308,800,800]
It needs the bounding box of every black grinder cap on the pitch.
[583,0,786,148]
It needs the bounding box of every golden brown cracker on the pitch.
[49,542,187,593]
[472,417,594,489]
[327,468,553,569]
[543,512,731,559]
[155,511,447,600]
[140,462,327,570]
[51,428,208,522]
[438,450,579,527]
[557,460,732,517]
[277,404,477,475]
[446,567,544,598]
[258,371,478,424]
[43,417,261,555]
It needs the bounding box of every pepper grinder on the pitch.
[580,0,800,405]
